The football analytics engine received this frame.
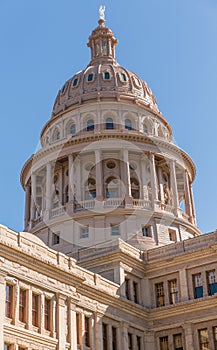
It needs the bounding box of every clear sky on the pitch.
[0,0,217,234]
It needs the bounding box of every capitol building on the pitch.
[1,12,217,350]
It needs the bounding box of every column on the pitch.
[144,331,155,350]
[0,274,6,349]
[94,313,103,350]
[184,170,193,220]
[68,154,74,203]
[76,156,81,202]
[149,153,158,202]
[27,288,32,330]
[24,184,31,230]
[30,173,36,223]
[57,294,67,350]
[169,160,179,213]
[95,150,103,200]
[158,167,165,205]
[68,300,77,350]
[51,298,57,338]
[190,184,197,225]
[45,162,52,219]
[123,149,132,205]
[140,155,146,199]
[40,294,45,333]
[183,323,195,350]
[108,324,113,350]
[179,269,189,302]
[121,323,129,350]
[59,165,63,206]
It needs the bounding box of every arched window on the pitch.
[143,124,148,133]
[125,119,132,130]
[53,129,60,142]
[70,124,76,135]
[87,119,94,131]
[106,118,114,130]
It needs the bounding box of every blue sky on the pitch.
[0,0,217,233]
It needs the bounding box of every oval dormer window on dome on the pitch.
[61,84,67,94]
[120,72,127,82]
[87,73,94,82]
[87,119,94,131]
[106,118,114,130]
[72,78,79,87]
[133,76,141,88]
[104,72,110,80]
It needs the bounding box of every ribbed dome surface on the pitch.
[52,19,159,117]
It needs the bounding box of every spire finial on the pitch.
[99,5,106,21]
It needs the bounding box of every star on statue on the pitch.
[99,5,106,20]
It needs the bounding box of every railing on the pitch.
[50,206,66,218]
[132,199,152,209]
[104,198,125,208]
[77,200,95,210]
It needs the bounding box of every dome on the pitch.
[52,19,159,118]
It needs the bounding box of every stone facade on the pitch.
[1,15,217,350]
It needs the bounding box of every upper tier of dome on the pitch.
[52,19,159,118]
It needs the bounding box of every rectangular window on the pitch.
[207,270,217,296]
[112,326,117,350]
[5,284,13,318]
[168,279,178,304]
[4,345,12,350]
[52,232,60,245]
[128,333,133,350]
[193,273,203,298]
[111,225,120,236]
[102,323,108,350]
[80,226,89,239]
[84,316,90,347]
[142,226,151,237]
[133,281,139,304]
[125,278,130,300]
[198,328,209,350]
[136,336,141,350]
[169,229,177,242]
[173,333,183,350]
[19,288,26,323]
[32,293,39,327]
[160,336,169,350]
[155,282,165,307]
[44,298,51,331]
[213,326,217,350]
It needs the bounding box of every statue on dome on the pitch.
[99,5,106,20]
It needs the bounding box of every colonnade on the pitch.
[24,150,196,230]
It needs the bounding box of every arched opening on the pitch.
[125,119,132,130]
[87,119,94,131]
[105,177,119,198]
[130,178,140,199]
[85,178,96,199]
[106,118,114,130]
